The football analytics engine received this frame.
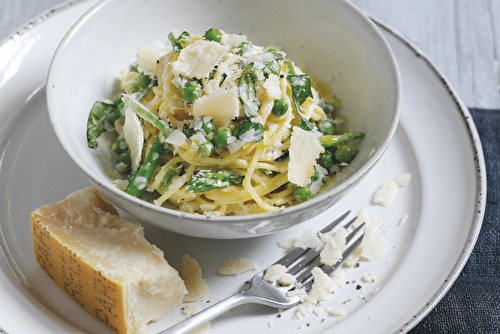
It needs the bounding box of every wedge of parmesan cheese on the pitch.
[172,39,226,79]
[30,187,187,334]
[288,126,323,187]
[192,86,240,128]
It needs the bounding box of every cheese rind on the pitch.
[30,187,187,334]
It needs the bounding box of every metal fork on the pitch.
[161,211,365,334]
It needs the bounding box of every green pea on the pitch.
[204,28,222,43]
[294,186,312,202]
[201,118,215,135]
[310,171,319,182]
[214,127,232,147]
[272,99,288,116]
[182,81,202,102]
[200,141,214,157]
[318,120,335,135]
[116,152,132,173]
[335,144,355,163]
[319,152,334,168]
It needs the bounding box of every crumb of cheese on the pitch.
[362,273,377,283]
[319,228,346,266]
[278,237,298,249]
[327,308,346,316]
[294,228,323,250]
[263,264,297,286]
[218,257,258,275]
[373,173,412,206]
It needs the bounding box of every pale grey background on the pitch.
[1,0,499,109]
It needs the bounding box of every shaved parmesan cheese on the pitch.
[226,139,245,154]
[218,258,258,275]
[395,173,412,186]
[136,43,167,73]
[373,179,398,206]
[361,230,389,261]
[263,264,297,286]
[222,33,247,50]
[189,132,207,145]
[288,126,323,187]
[304,267,338,304]
[172,40,226,79]
[373,173,412,206]
[327,308,346,316]
[320,228,346,266]
[294,228,323,251]
[343,244,363,267]
[278,237,298,249]
[193,87,240,128]
[354,207,381,230]
[165,129,187,147]
[180,254,209,302]
[263,74,281,99]
[123,107,144,172]
[263,264,287,282]
[279,273,297,286]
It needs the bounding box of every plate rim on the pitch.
[372,18,487,332]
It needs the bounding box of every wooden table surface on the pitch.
[1,0,499,109]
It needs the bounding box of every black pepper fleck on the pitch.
[356,285,362,290]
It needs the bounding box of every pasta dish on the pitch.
[86,29,364,216]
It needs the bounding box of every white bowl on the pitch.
[47,0,401,239]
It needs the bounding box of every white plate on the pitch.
[0,1,485,333]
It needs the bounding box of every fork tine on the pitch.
[296,222,366,287]
[273,210,351,269]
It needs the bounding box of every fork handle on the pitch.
[159,292,249,334]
